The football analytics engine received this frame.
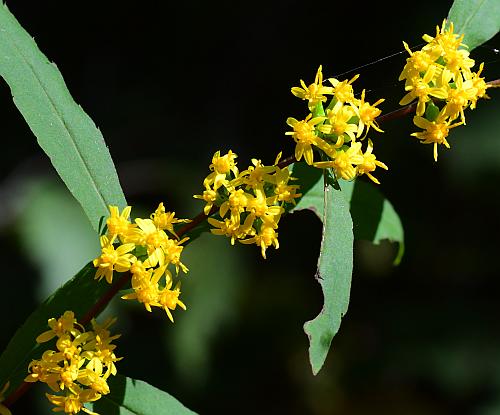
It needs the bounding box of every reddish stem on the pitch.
[377,102,417,124]
[3,381,30,407]
[176,206,216,237]
[80,272,131,326]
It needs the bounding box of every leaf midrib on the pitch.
[455,0,487,35]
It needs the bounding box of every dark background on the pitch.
[1,1,500,414]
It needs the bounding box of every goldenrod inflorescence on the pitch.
[399,20,492,161]
[194,151,301,258]
[287,66,388,184]
[25,311,120,414]
[93,204,189,322]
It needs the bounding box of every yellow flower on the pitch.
[46,386,101,415]
[356,139,388,184]
[55,332,91,362]
[204,150,239,190]
[291,65,333,110]
[121,266,164,312]
[240,225,279,259]
[328,74,359,104]
[272,166,302,204]
[422,20,465,59]
[399,41,436,82]
[237,158,276,188]
[441,72,478,123]
[134,218,169,268]
[56,359,80,391]
[219,188,249,222]
[411,114,463,161]
[245,186,283,229]
[124,267,164,311]
[319,105,358,142]
[163,237,189,274]
[193,184,218,215]
[314,141,364,181]
[83,319,121,378]
[36,311,82,343]
[106,206,135,242]
[200,152,300,257]
[158,278,186,323]
[25,350,61,390]
[443,47,475,78]
[399,66,448,116]
[465,62,491,109]
[207,216,246,245]
[399,20,493,162]
[285,114,326,165]
[129,258,150,289]
[93,235,135,284]
[151,202,190,236]
[78,358,111,395]
[28,312,120,413]
[353,89,385,137]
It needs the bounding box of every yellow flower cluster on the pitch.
[399,20,491,161]
[194,151,301,258]
[25,311,120,415]
[93,204,189,322]
[287,66,388,184]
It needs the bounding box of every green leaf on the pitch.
[303,178,353,375]
[0,4,126,232]
[291,163,404,263]
[89,375,196,414]
[290,162,324,220]
[340,180,405,265]
[0,263,110,395]
[289,163,404,373]
[447,0,500,50]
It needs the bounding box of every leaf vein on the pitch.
[2,19,107,212]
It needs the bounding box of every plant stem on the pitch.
[80,272,131,326]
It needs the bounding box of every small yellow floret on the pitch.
[285,114,326,165]
[291,65,333,110]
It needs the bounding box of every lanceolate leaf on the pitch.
[447,0,500,50]
[303,179,353,375]
[0,4,126,232]
[290,163,404,373]
[90,375,197,414]
[0,263,110,396]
